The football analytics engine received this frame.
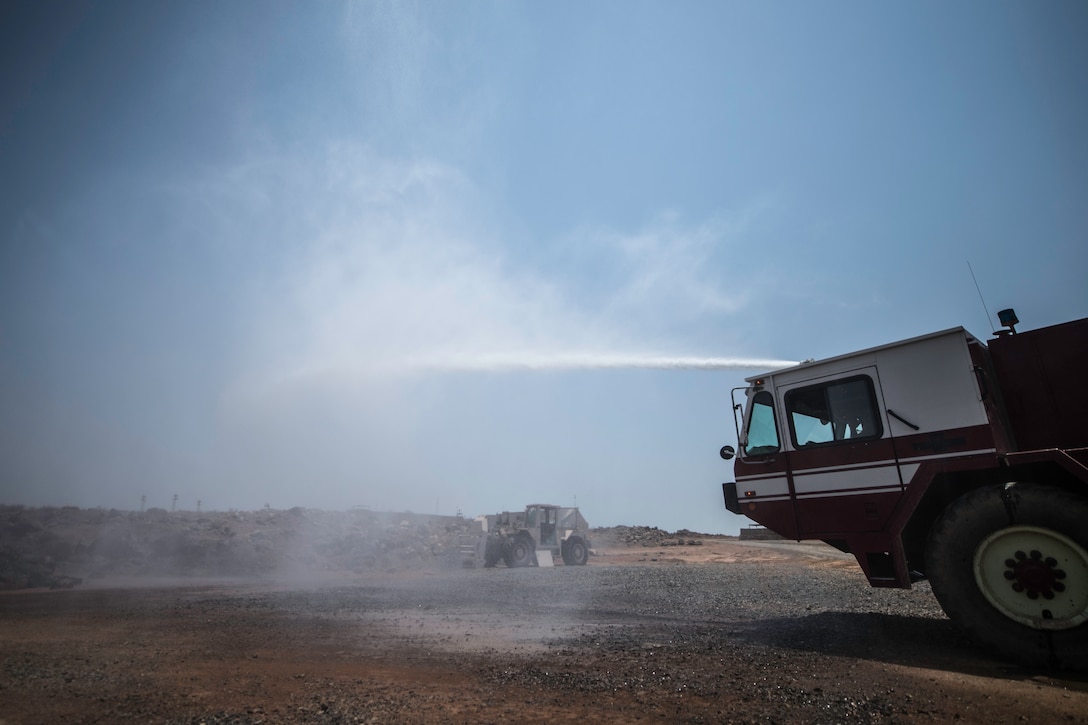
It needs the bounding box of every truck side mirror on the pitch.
[720,445,736,460]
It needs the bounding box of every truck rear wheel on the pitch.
[562,537,588,566]
[926,484,1088,669]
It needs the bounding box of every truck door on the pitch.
[776,367,904,537]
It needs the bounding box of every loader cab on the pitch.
[526,504,559,546]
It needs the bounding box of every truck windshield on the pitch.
[744,390,780,457]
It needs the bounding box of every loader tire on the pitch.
[925,484,1088,669]
[562,537,588,566]
[508,535,535,567]
[483,536,502,568]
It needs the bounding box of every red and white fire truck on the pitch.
[720,310,1088,668]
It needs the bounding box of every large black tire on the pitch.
[508,535,536,567]
[562,537,589,566]
[483,536,502,568]
[925,484,1088,669]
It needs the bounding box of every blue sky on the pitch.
[2,1,1086,534]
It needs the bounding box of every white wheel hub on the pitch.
[973,525,1088,630]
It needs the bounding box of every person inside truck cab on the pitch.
[787,376,880,446]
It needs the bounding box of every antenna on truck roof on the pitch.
[967,261,998,335]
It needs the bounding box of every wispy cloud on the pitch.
[567,209,771,327]
[202,144,782,398]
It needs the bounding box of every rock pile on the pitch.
[591,525,711,548]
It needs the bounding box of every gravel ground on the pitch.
[2,541,1087,724]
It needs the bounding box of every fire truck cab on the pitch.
[721,312,1088,668]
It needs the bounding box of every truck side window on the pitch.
[785,375,882,447]
[743,390,780,456]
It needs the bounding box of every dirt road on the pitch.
[2,538,1086,724]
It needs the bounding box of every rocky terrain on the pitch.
[3,507,1087,724]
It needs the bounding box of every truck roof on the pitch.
[745,326,983,383]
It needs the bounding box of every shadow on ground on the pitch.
[744,610,1088,686]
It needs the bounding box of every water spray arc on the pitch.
[396,352,800,374]
[268,351,800,393]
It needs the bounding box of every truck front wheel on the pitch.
[926,484,1088,669]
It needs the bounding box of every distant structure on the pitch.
[739,525,785,541]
